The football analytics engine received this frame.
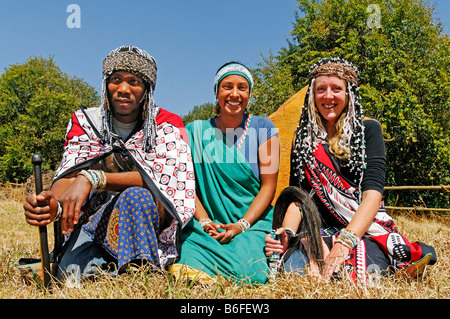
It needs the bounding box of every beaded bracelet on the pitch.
[334,236,354,250]
[77,170,94,186]
[342,228,360,246]
[335,228,360,250]
[89,169,106,189]
[200,218,212,232]
[237,219,250,233]
[94,170,107,189]
[78,169,107,189]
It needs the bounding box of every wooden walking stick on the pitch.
[31,154,51,288]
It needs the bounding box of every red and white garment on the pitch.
[306,143,433,283]
[53,106,195,268]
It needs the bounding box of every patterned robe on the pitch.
[53,105,195,268]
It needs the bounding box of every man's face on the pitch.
[107,71,146,123]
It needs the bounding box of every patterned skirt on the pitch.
[82,187,160,272]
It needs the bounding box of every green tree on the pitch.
[249,52,296,116]
[253,0,450,208]
[0,56,99,182]
[182,102,215,125]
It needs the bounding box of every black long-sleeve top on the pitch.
[290,119,387,228]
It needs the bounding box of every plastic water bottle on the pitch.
[269,229,280,281]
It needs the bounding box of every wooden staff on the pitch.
[31,154,51,288]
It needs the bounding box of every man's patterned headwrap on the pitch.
[100,45,158,152]
[291,57,366,189]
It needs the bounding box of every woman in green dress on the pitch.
[177,62,279,284]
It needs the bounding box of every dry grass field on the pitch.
[0,185,449,300]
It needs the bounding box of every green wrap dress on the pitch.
[177,115,277,284]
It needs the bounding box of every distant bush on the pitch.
[182,102,215,125]
[0,56,99,182]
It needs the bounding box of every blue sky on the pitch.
[0,0,449,117]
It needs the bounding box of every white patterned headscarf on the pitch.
[214,62,254,96]
[291,57,366,187]
[100,45,158,152]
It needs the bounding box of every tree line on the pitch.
[1,0,448,208]
[184,0,450,209]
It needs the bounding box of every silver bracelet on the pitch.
[237,219,250,233]
[284,228,297,239]
[93,170,107,189]
[77,169,107,189]
[77,169,94,187]
[200,218,212,232]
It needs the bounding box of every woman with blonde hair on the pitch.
[265,57,436,283]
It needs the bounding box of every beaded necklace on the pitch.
[236,114,253,151]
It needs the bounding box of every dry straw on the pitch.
[1,186,449,299]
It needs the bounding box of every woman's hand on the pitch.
[322,242,351,280]
[264,228,289,257]
[200,219,238,244]
[320,190,382,279]
[202,220,221,237]
[212,223,242,244]
[203,221,246,244]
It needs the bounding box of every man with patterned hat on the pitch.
[23,46,196,283]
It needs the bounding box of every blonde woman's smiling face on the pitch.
[314,75,348,129]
